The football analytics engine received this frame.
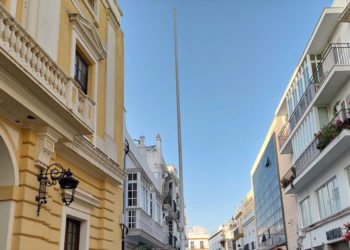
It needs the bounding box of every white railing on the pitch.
[135,208,166,243]
[0,4,94,130]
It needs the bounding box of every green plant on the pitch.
[281,177,290,189]
[316,124,340,150]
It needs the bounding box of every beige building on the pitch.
[188,226,209,250]
[0,0,125,250]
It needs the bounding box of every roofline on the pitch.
[208,230,223,240]
[275,7,343,116]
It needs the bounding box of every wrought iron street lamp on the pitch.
[36,163,79,216]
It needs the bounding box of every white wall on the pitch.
[296,148,350,248]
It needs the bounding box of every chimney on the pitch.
[156,133,161,151]
[139,134,145,146]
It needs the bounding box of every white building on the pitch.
[209,228,224,250]
[276,0,350,249]
[188,226,209,249]
[124,132,184,249]
[241,191,256,250]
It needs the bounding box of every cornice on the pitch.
[62,136,126,184]
[72,188,101,207]
[69,13,107,60]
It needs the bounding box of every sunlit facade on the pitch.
[0,0,125,249]
[275,0,350,249]
[252,136,287,249]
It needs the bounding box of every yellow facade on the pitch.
[0,0,125,250]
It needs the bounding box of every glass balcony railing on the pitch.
[278,43,350,149]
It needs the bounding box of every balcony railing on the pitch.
[278,43,350,149]
[0,4,94,130]
[281,109,350,187]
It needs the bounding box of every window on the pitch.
[141,178,151,214]
[317,178,341,219]
[300,197,312,227]
[128,210,136,229]
[128,173,137,207]
[150,193,153,217]
[74,51,88,94]
[251,242,255,249]
[190,241,194,249]
[169,220,173,234]
[200,241,204,248]
[64,218,81,250]
[156,197,162,224]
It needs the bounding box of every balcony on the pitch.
[282,109,350,194]
[164,200,179,221]
[279,44,350,152]
[127,208,166,246]
[0,4,94,138]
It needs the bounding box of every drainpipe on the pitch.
[122,139,130,250]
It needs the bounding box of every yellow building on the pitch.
[0,0,125,249]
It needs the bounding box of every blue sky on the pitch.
[119,0,332,234]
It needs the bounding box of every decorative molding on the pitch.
[0,4,95,134]
[106,8,120,29]
[61,136,125,184]
[69,13,106,61]
[68,188,100,207]
[35,127,61,168]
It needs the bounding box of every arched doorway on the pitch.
[0,134,18,250]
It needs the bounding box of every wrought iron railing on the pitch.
[282,109,350,186]
[278,43,350,149]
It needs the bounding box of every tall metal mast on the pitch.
[173,8,186,250]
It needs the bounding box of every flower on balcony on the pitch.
[316,118,350,150]
[344,224,350,242]
[280,167,296,189]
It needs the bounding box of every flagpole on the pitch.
[173,8,186,250]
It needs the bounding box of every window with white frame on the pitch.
[190,241,194,249]
[128,210,136,229]
[156,197,162,224]
[286,58,311,117]
[141,178,149,213]
[64,217,81,250]
[127,173,137,207]
[150,193,153,217]
[317,178,341,219]
[60,206,90,250]
[74,51,89,94]
[300,197,312,228]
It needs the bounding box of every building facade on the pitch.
[124,133,184,249]
[251,134,287,250]
[222,219,237,250]
[276,0,350,249]
[209,228,224,250]
[241,191,257,250]
[188,226,209,250]
[0,0,125,250]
